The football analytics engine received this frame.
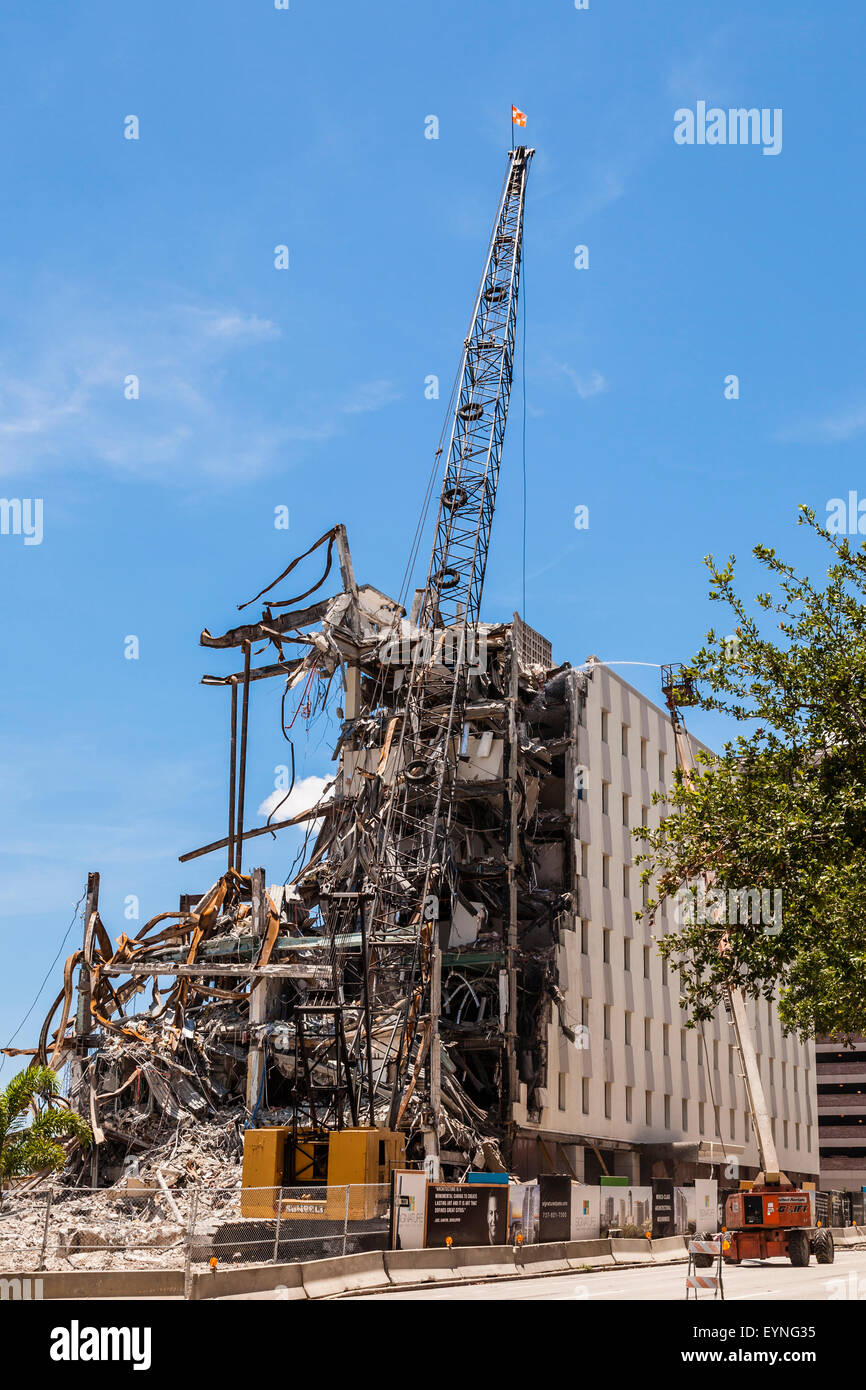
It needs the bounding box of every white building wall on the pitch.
[526,663,819,1179]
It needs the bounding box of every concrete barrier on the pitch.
[831,1227,859,1248]
[651,1235,690,1264]
[565,1239,615,1269]
[190,1261,307,1301]
[516,1241,569,1274]
[451,1244,518,1280]
[0,1268,185,1300]
[611,1237,654,1265]
[384,1247,458,1285]
[301,1250,388,1299]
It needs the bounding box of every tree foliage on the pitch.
[635,508,866,1040]
[0,1065,92,1182]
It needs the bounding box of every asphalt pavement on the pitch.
[340,1247,866,1301]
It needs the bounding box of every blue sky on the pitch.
[2,0,865,1055]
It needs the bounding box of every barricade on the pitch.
[611,1237,654,1264]
[0,1268,184,1299]
[685,1238,724,1300]
[301,1250,387,1299]
[565,1238,615,1269]
[829,1226,857,1248]
[190,1260,307,1301]
[451,1244,517,1280]
[516,1241,569,1274]
[652,1235,690,1264]
[384,1247,457,1285]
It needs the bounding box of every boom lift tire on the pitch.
[788,1230,810,1267]
[813,1229,835,1265]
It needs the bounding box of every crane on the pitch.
[661,664,833,1267]
[247,146,535,1189]
[377,145,534,1150]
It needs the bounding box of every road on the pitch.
[342,1248,866,1301]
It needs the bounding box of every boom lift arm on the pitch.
[660,664,787,1187]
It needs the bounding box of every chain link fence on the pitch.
[193,1184,391,1267]
[0,1181,196,1273]
[0,1181,391,1273]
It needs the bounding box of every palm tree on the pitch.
[0,1065,92,1189]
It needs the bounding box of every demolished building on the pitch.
[14,520,585,1184]
[4,139,819,1204]
[14,528,819,1192]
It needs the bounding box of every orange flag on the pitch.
[512,105,527,127]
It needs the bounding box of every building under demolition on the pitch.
[4,142,819,1201]
[11,529,819,1193]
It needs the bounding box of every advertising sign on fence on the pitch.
[391,1170,428,1250]
[538,1174,572,1242]
[425,1182,509,1247]
[571,1184,601,1240]
[599,1184,652,1234]
[652,1179,675,1238]
[694,1179,718,1230]
[508,1182,540,1244]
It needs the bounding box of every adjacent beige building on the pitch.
[510,658,820,1188]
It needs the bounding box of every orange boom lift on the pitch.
[661,665,834,1269]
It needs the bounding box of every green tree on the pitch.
[636,507,866,1040]
[0,1065,92,1184]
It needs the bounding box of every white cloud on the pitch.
[257,774,334,827]
[775,404,866,445]
[560,365,609,399]
[0,300,286,481]
[340,379,401,414]
[200,312,279,343]
[0,295,406,482]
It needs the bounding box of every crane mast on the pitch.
[421,145,533,632]
[374,146,533,1149]
[296,147,535,1161]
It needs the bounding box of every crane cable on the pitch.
[0,889,87,1076]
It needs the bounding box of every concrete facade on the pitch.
[512,660,820,1186]
[816,1035,866,1194]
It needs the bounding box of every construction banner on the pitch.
[425,1182,509,1247]
[652,1179,675,1238]
[695,1179,719,1229]
[391,1170,427,1250]
[538,1174,572,1241]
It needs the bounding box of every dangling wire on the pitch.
[283,662,318,732]
[266,741,295,830]
[264,669,308,831]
